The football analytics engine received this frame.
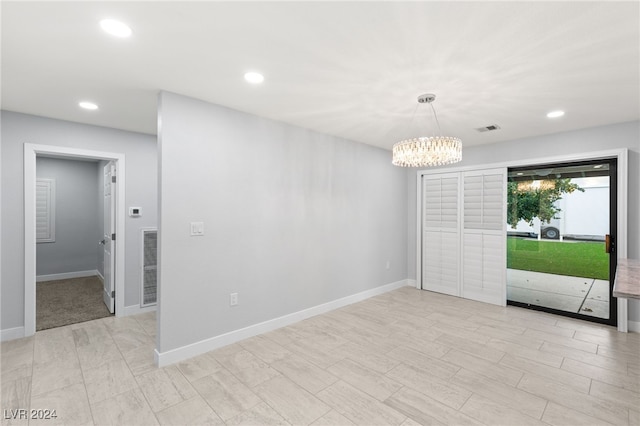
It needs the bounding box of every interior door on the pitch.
[102,161,116,313]
[462,169,507,306]
[421,173,460,296]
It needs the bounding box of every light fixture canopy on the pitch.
[392,94,462,167]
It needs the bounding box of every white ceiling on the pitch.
[2,1,639,150]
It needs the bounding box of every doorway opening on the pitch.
[506,158,617,326]
[35,156,116,330]
[24,144,126,337]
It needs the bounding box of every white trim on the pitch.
[155,279,410,367]
[629,320,640,333]
[96,269,104,282]
[122,304,157,317]
[24,144,126,337]
[617,298,628,332]
[415,173,422,291]
[406,279,417,288]
[36,270,98,282]
[616,150,628,259]
[0,327,25,342]
[417,149,629,175]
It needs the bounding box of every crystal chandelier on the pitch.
[392,94,462,167]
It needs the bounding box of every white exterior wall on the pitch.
[510,179,610,238]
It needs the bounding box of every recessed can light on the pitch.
[244,72,264,84]
[546,110,565,118]
[100,19,132,38]
[79,101,99,110]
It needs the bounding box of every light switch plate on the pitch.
[190,222,204,236]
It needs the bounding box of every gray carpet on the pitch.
[37,275,113,331]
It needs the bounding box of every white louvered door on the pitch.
[422,173,460,296]
[35,179,55,243]
[462,169,506,305]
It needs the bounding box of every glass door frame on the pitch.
[506,158,618,326]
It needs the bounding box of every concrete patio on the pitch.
[507,269,610,319]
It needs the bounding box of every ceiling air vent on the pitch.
[476,124,501,133]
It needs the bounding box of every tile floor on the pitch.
[2,287,639,425]
[507,269,610,318]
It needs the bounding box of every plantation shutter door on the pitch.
[462,169,507,305]
[422,173,460,296]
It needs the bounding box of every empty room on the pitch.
[1,2,639,426]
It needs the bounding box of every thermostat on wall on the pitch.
[129,207,142,217]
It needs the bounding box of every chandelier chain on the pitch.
[430,103,442,136]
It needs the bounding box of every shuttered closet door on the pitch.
[462,169,506,305]
[422,173,460,296]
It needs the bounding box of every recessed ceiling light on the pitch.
[79,101,99,110]
[546,110,565,118]
[244,72,264,84]
[100,19,132,38]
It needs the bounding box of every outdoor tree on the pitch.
[507,178,584,228]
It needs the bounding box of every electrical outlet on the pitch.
[230,292,238,306]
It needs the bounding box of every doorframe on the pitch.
[416,148,628,302]
[24,144,126,336]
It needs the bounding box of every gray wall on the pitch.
[0,111,158,331]
[407,120,640,321]
[158,92,408,353]
[36,157,100,276]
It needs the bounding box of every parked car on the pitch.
[541,226,560,240]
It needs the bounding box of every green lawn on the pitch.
[507,237,609,280]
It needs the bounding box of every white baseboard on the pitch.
[406,279,417,288]
[156,279,410,367]
[96,270,104,282]
[36,270,98,282]
[121,304,157,317]
[0,326,25,342]
[629,320,640,333]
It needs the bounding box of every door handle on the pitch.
[605,234,615,254]
[99,239,106,245]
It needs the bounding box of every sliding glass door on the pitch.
[506,159,617,325]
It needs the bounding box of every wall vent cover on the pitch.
[141,229,158,306]
[476,124,501,132]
